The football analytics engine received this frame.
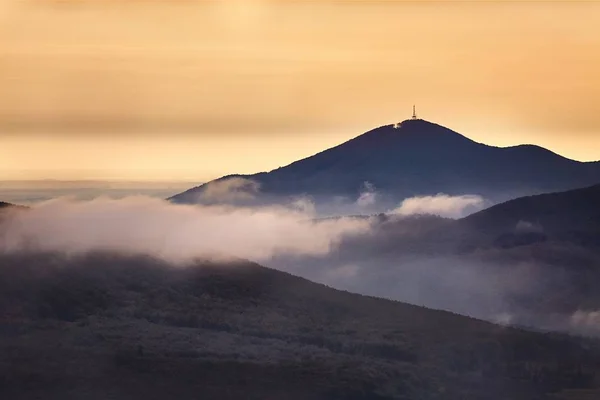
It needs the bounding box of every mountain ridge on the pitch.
[170,119,600,209]
[458,183,600,240]
[3,251,600,399]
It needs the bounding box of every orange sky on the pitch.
[0,0,599,181]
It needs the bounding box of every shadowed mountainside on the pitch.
[2,252,600,400]
[170,119,600,209]
[460,183,600,238]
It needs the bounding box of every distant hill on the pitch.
[268,185,600,331]
[460,183,600,237]
[2,251,600,400]
[170,119,600,210]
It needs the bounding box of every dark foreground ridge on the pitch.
[1,251,600,400]
[170,119,600,208]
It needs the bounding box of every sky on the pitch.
[0,0,599,181]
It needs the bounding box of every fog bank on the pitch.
[0,196,370,262]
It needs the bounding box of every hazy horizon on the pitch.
[0,179,198,204]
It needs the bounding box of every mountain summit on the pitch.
[171,119,600,210]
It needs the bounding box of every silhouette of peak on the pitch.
[397,118,432,127]
[394,118,466,134]
[170,117,600,208]
[348,118,478,152]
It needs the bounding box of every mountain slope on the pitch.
[460,183,600,237]
[170,119,600,208]
[267,185,600,331]
[2,251,600,399]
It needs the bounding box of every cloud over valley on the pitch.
[0,196,369,262]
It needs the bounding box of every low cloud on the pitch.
[356,181,377,208]
[199,177,260,202]
[515,220,544,233]
[570,310,600,335]
[392,194,485,218]
[492,312,514,326]
[0,197,370,263]
[324,264,361,281]
[289,196,316,215]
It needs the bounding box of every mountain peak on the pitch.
[170,118,600,208]
[395,117,430,127]
[354,118,477,149]
[393,118,462,132]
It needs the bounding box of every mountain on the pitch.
[460,183,600,239]
[267,185,600,333]
[2,251,600,400]
[170,119,600,210]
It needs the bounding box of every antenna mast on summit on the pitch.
[412,105,417,120]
